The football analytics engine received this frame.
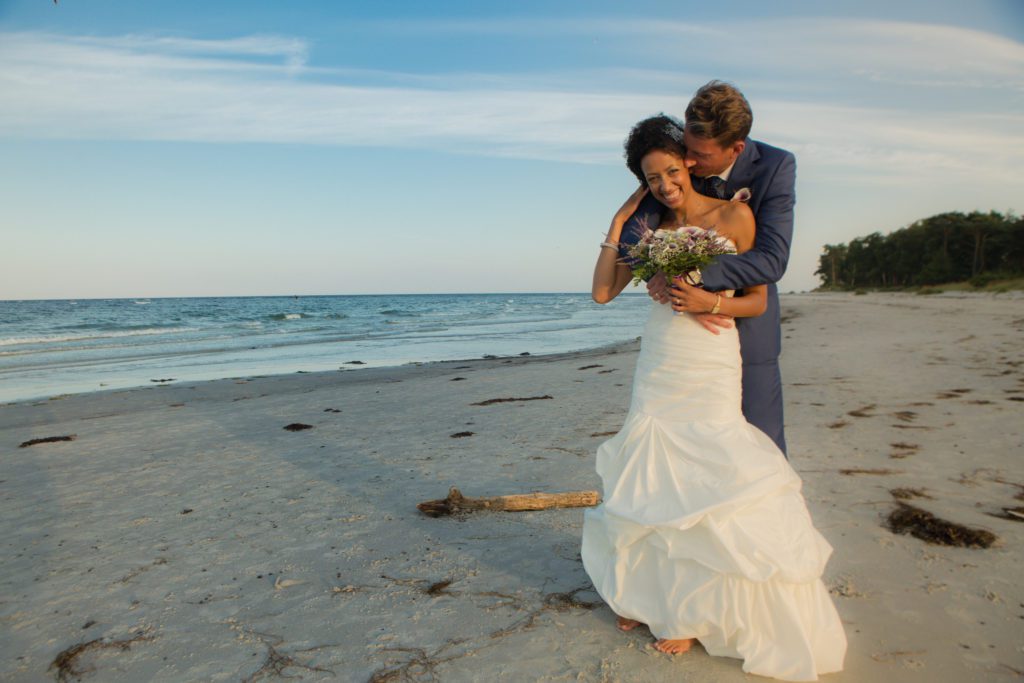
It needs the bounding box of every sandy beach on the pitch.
[2,291,1022,682]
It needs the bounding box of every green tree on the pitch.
[814,210,1023,289]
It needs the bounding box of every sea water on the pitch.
[0,293,650,403]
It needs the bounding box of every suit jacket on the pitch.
[620,138,796,364]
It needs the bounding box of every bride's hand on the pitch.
[668,278,718,314]
[611,185,649,232]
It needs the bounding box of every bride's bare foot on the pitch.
[653,638,695,655]
[616,616,643,631]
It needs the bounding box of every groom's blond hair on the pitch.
[685,81,752,147]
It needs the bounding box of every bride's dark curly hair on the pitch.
[624,115,687,186]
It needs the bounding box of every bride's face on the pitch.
[641,149,693,209]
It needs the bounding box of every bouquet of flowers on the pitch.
[624,221,736,287]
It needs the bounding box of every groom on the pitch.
[624,80,796,456]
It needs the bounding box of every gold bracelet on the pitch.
[709,294,722,315]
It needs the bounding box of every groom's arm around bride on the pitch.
[698,141,795,308]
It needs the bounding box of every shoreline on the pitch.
[0,336,641,411]
[7,289,1019,407]
[2,291,1022,681]
[0,291,638,303]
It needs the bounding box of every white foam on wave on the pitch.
[0,327,196,347]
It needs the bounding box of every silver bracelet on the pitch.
[600,241,619,250]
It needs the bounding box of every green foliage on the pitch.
[969,271,1015,288]
[918,250,953,286]
[816,211,1023,290]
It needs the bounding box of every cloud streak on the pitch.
[361,17,1024,91]
[0,22,1021,181]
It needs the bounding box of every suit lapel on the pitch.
[725,137,759,200]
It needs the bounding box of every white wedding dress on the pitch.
[581,297,846,681]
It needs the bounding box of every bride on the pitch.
[583,115,846,681]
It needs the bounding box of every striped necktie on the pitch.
[705,176,726,199]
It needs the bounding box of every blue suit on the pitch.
[621,138,796,455]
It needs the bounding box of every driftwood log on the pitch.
[418,487,600,517]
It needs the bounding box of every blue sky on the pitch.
[1,0,1022,298]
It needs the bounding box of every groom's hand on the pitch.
[692,313,734,335]
[667,280,735,334]
[647,272,671,304]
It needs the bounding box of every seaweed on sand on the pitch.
[886,502,998,548]
[19,435,76,448]
[471,395,552,406]
[49,633,154,682]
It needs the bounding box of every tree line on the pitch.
[815,211,1024,289]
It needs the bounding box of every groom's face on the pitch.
[683,130,745,178]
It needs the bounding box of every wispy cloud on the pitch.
[704,19,1023,89]
[359,17,724,40]
[1,22,1021,181]
[362,17,1024,91]
[73,33,309,66]
[0,31,674,163]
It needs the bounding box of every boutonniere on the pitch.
[730,188,752,203]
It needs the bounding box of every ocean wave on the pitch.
[268,313,309,321]
[55,321,186,332]
[0,327,197,347]
[379,309,420,317]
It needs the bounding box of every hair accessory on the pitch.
[663,121,685,143]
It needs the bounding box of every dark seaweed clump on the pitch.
[471,395,552,406]
[887,502,997,548]
[19,435,76,448]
